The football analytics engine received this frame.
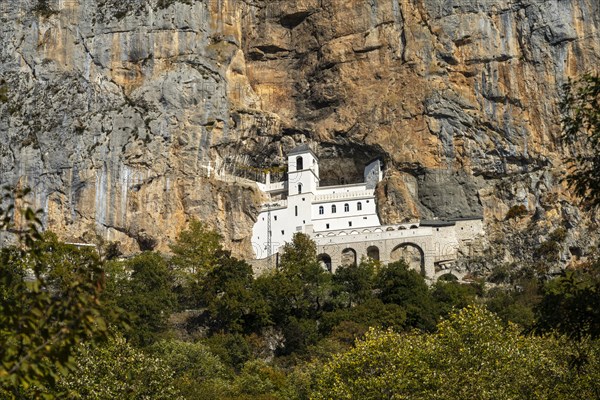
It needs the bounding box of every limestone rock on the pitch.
[0,0,599,266]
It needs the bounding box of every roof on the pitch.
[419,216,483,227]
[419,220,456,227]
[288,143,318,159]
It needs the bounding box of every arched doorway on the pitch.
[390,243,425,275]
[367,246,380,261]
[317,253,332,272]
[341,248,357,266]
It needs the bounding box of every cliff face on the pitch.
[1,0,599,267]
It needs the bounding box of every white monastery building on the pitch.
[251,144,484,280]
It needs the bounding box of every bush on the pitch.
[506,204,528,220]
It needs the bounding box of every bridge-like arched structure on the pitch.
[309,219,484,279]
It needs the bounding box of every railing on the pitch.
[314,189,375,202]
[261,200,288,210]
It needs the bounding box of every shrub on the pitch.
[506,204,528,220]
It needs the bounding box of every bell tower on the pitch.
[287,144,319,196]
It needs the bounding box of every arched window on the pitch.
[357,202,362,211]
[296,156,303,171]
[331,205,336,213]
[344,203,349,212]
[319,206,324,215]
[297,183,302,194]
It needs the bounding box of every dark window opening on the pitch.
[296,156,303,171]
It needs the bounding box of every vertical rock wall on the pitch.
[0,0,599,265]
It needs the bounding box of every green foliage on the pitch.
[226,359,298,400]
[375,261,437,331]
[204,333,253,372]
[535,239,561,263]
[486,287,537,329]
[320,299,407,337]
[331,259,376,308]
[255,233,331,355]
[200,251,270,334]
[535,262,600,339]
[51,334,183,399]
[484,265,541,330]
[148,339,230,399]
[0,189,119,398]
[258,233,331,324]
[108,252,177,346]
[170,219,223,308]
[171,219,223,276]
[431,280,478,317]
[560,73,600,209]
[312,305,600,399]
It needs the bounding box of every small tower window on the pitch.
[357,202,362,211]
[297,184,302,194]
[344,203,349,212]
[274,216,277,221]
[295,206,298,217]
[331,205,336,213]
[326,223,330,229]
[296,156,303,171]
[319,206,324,215]
[348,221,352,227]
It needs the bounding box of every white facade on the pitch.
[252,145,382,260]
[251,145,484,278]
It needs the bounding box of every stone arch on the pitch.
[341,248,357,266]
[318,253,332,272]
[398,226,407,230]
[410,224,419,229]
[367,245,380,261]
[386,226,395,231]
[438,273,459,282]
[390,242,425,275]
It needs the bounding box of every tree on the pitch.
[0,188,119,397]
[110,252,177,346]
[560,73,600,209]
[147,339,229,400]
[375,261,438,331]
[200,251,269,334]
[170,219,223,276]
[50,334,183,399]
[535,261,600,339]
[258,233,331,325]
[170,220,223,308]
[331,259,376,308]
[312,305,600,400]
[431,280,478,317]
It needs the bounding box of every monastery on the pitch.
[251,145,483,279]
